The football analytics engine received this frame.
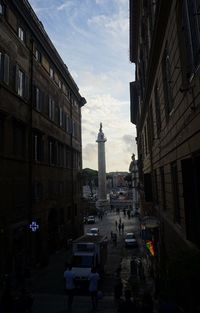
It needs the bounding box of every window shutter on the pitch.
[4,54,9,84]
[0,52,3,80]
[40,90,45,112]
[24,74,29,99]
[15,65,19,93]
[187,0,200,70]
[182,0,200,77]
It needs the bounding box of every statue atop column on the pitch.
[96,123,109,211]
[99,122,102,132]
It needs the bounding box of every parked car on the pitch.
[87,216,95,224]
[86,228,99,236]
[124,233,137,247]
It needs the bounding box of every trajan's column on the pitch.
[96,123,109,211]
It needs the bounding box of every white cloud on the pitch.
[57,1,73,11]
[28,0,137,172]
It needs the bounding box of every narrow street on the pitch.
[31,210,155,312]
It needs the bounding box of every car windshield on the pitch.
[126,234,135,239]
[91,229,98,233]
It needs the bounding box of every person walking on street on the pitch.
[88,267,100,310]
[118,223,121,234]
[64,263,75,311]
[121,222,124,233]
[115,220,118,230]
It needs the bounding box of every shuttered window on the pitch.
[18,26,25,42]
[162,47,174,118]
[154,82,161,136]
[182,0,200,80]
[33,132,44,162]
[16,66,29,99]
[0,52,10,85]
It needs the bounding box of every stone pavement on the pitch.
[33,294,118,313]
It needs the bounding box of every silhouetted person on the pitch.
[121,223,124,233]
[64,263,75,311]
[88,267,100,310]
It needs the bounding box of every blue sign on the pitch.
[29,221,39,232]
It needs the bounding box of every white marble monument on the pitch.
[96,123,109,211]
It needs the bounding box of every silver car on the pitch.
[124,232,137,247]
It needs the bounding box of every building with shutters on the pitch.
[0,0,86,278]
[130,0,200,310]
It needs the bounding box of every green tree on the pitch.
[81,168,98,196]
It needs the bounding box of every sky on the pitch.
[28,0,137,172]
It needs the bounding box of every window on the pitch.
[33,131,44,162]
[13,121,26,158]
[35,49,41,62]
[160,167,166,210]
[182,0,200,79]
[58,80,62,89]
[18,26,24,42]
[49,138,57,165]
[18,69,23,97]
[153,169,158,204]
[144,173,153,202]
[144,125,148,155]
[0,52,9,85]
[171,162,181,224]
[148,103,154,146]
[49,97,55,121]
[16,66,29,98]
[72,121,76,137]
[0,114,4,153]
[58,143,64,167]
[66,148,71,168]
[162,47,174,117]
[0,3,3,15]
[65,114,70,133]
[50,67,54,79]
[35,87,44,112]
[154,82,161,136]
[32,181,43,203]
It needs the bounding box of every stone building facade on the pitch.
[130,0,200,309]
[0,0,86,278]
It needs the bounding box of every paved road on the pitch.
[31,211,150,312]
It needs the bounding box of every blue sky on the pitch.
[29,0,137,172]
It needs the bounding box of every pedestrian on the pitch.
[88,267,100,310]
[64,263,75,311]
[121,222,124,233]
[119,217,122,224]
[118,289,138,313]
[118,223,121,233]
[115,220,118,230]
